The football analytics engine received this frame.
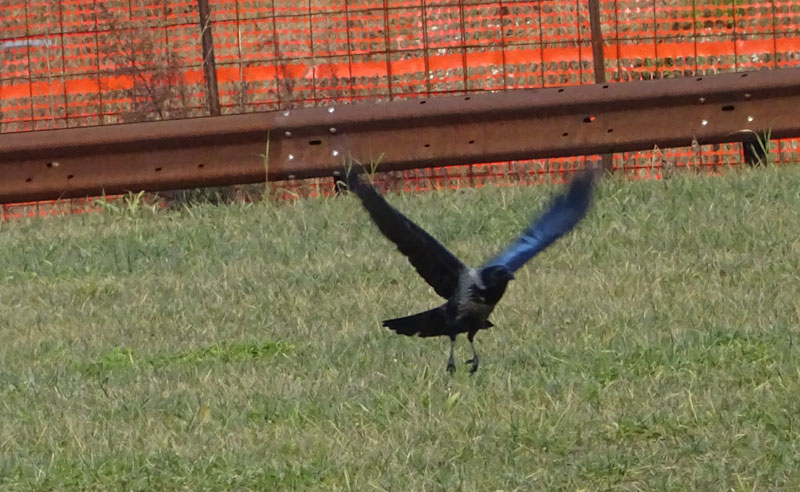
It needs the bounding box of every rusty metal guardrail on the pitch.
[2,67,800,204]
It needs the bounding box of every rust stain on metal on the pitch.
[2,68,800,203]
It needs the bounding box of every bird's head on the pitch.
[479,265,515,303]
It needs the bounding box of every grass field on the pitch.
[1,167,799,490]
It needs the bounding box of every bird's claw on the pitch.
[465,358,479,374]
[446,361,456,374]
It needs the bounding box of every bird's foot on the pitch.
[464,357,479,375]
[447,340,456,375]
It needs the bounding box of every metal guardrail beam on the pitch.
[2,68,800,204]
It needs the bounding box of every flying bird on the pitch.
[347,170,596,374]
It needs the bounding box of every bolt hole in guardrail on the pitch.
[26,178,32,182]
[562,132,569,137]
[198,164,204,168]
[155,167,162,172]
[722,105,735,111]
[607,128,614,133]
[424,143,430,147]
[67,174,74,180]
[468,140,475,144]
[583,115,596,123]
[308,139,322,145]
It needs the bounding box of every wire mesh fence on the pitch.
[1,0,799,213]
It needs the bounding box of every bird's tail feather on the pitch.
[383,307,447,338]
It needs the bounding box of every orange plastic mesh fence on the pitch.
[1,0,799,212]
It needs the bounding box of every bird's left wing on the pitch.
[483,169,595,273]
[348,173,466,299]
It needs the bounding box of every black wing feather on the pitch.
[349,173,466,299]
[484,168,595,272]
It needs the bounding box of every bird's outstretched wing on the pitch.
[484,169,595,273]
[348,172,466,299]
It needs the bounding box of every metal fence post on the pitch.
[587,0,614,173]
[198,0,221,116]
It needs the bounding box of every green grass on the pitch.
[1,167,800,490]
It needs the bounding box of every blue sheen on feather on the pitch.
[484,172,594,273]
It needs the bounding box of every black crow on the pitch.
[348,170,596,374]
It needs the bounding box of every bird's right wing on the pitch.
[484,168,596,273]
[348,173,466,299]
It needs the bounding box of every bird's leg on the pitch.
[446,336,456,374]
[465,331,479,374]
